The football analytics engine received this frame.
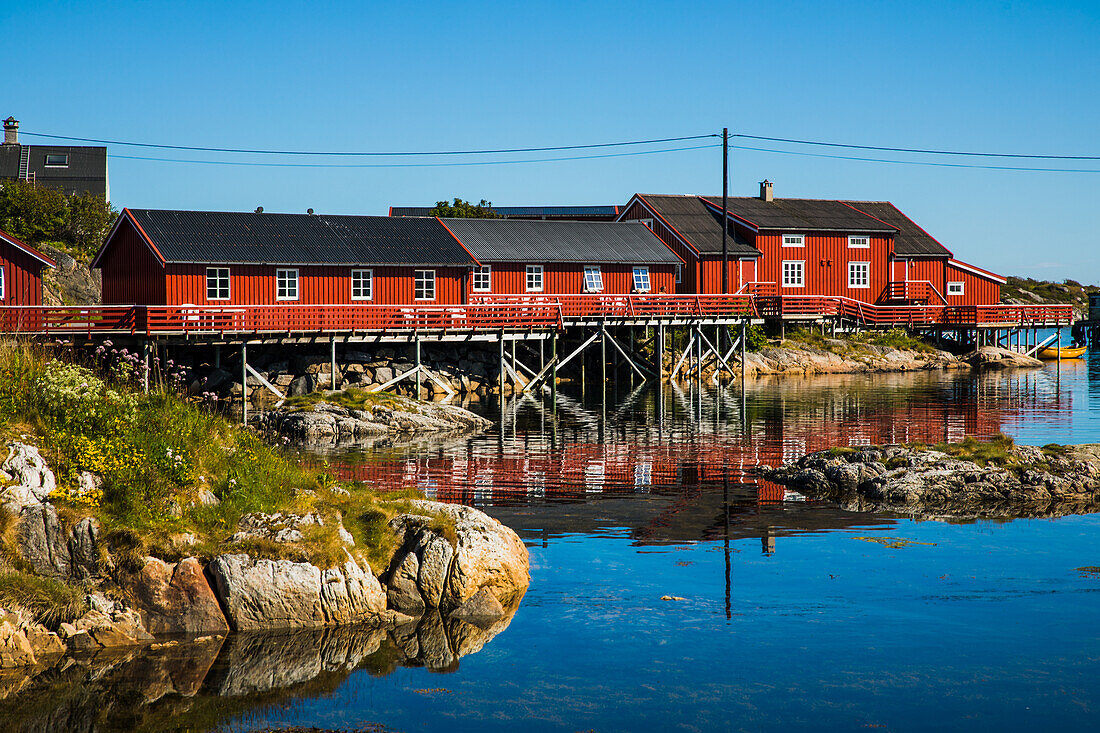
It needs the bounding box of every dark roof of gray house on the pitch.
[442,219,682,264]
[632,195,760,256]
[699,196,894,232]
[390,205,620,220]
[0,145,108,197]
[108,209,476,266]
[841,201,953,257]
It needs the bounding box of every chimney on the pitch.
[3,117,17,145]
[759,180,773,202]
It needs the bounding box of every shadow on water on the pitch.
[0,607,517,733]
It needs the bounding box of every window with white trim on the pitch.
[848,235,870,248]
[947,281,965,295]
[414,269,436,300]
[526,265,543,292]
[0,266,5,300]
[632,266,651,292]
[206,267,230,300]
[276,268,299,300]
[782,260,804,287]
[848,261,870,288]
[583,265,603,292]
[351,269,373,300]
[782,234,805,248]
[472,265,491,292]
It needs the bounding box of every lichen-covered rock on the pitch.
[0,607,65,669]
[963,346,1044,370]
[61,593,155,651]
[229,512,325,544]
[319,555,387,625]
[12,505,101,581]
[123,557,229,635]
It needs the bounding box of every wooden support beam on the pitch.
[241,342,248,426]
[245,362,286,404]
[671,333,695,381]
[602,328,656,380]
[556,330,601,372]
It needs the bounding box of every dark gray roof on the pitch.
[841,201,952,257]
[391,205,620,220]
[116,209,475,266]
[441,218,682,264]
[633,195,760,256]
[0,144,108,197]
[699,196,894,232]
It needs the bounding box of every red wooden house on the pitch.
[92,209,683,307]
[441,218,682,297]
[92,209,476,306]
[1,228,55,306]
[619,183,1004,305]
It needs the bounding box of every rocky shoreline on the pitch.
[739,344,1041,378]
[256,395,493,446]
[764,442,1100,519]
[0,443,529,671]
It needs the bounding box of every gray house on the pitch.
[0,117,108,198]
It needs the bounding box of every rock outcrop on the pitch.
[736,342,962,378]
[122,557,230,636]
[258,398,493,445]
[0,606,65,669]
[764,443,1100,518]
[962,346,1044,369]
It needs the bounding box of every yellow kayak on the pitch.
[1038,346,1086,359]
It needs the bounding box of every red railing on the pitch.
[0,306,140,335]
[943,304,1074,326]
[883,281,948,305]
[470,294,757,320]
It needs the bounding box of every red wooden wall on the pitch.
[98,218,167,305]
[755,231,892,302]
[946,262,1001,306]
[0,240,46,306]
[475,263,676,295]
[164,265,466,306]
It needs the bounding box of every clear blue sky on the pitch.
[4,1,1098,281]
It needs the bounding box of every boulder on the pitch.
[123,557,229,635]
[287,374,313,397]
[13,504,100,581]
[230,512,325,544]
[0,606,63,669]
[319,555,388,625]
[61,593,155,650]
[963,346,1043,369]
[2,443,56,499]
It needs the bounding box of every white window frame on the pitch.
[351,269,373,301]
[472,265,491,292]
[276,268,299,301]
[44,153,68,167]
[0,266,5,300]
[782,260,805,288]
[782,234,805,248]
[632,266,651,293]
[848,235,870,249]
[583,265,604,293]
[848,261,870,289]
[526,264,544,293]
[414,269,436,301]
[675,264,682,284]
[206,267,230,300]
[639,218,655,229]
[947,281,965,296]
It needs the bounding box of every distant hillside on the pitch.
[1002,276,1097,319]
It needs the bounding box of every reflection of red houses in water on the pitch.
[311,373,1068,512]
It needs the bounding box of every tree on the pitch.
[0,180,116,259]
[428,198,502,218]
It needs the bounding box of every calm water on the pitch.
[4,353,1100,732]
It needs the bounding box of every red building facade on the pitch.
[0,229,55,306]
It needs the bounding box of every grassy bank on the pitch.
[780,327,937,356]
[0,341,440,623]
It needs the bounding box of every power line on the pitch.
[729,143,1100,173]
[22,131,719,156]
[108,143,722,168]
[732,133,1100,160]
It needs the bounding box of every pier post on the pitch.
[657,322,665,382]
[551,331,558,409]
[741,319,746,383]
[241,342,248,426]
[142,341,150,394]
[498,331,505,401]
[331,336,337,391]
[414,333,421,398]
[600,325,607,387]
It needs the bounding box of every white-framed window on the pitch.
[782,234,805,248]
[276,268,299,300]
[351,269,373,300]
[44,154,68,167]
[848,235,870,248]
[0,266,5,300]
[472,265,491,292]
[675,264,682,284]
[583,265,604,292]
[526,264,543,292]
[206,267,230,300]
[782,260,804,288]
[948,281,965,296]
[632,266,651,292]
[414,269,436,300]
[848,261,870,288]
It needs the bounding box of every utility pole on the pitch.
[721,126,729,295]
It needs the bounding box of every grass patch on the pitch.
[0,340,434,575]
[0,571,87,628]
[282,386,402,413]
[930,434,1016,466]
[781,327,936,356]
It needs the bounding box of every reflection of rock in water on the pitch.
[0,604,518,731]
